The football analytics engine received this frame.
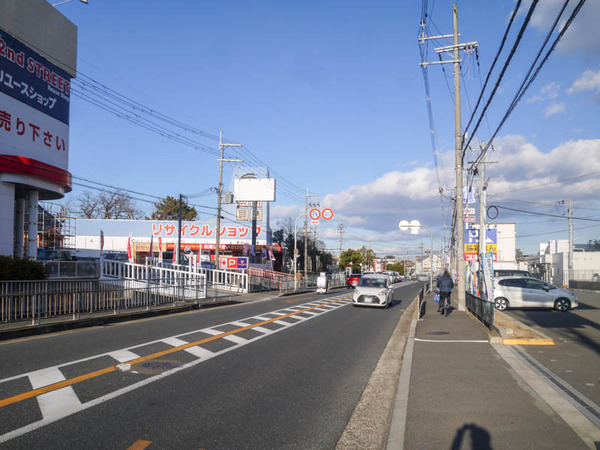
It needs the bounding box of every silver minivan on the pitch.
[494,276,578,312]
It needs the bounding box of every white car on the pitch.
[352,274,394,308]
[381,271,395,284]
[494,276,578,312]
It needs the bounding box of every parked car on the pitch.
[494,269,532,278]
[381,271,395,284]
[352,274,393,308]
[346,273,362,288]
[417,273,430,282]
[494,276,578,312]
[37,248,77,261]
[103,251,128,261]
[381,271,401,284]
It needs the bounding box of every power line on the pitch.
[489,205,600,222]
[469,0,588,172]
[463,0,540,160]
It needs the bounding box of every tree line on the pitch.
[70,191,198,221]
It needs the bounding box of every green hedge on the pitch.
[0,256,48,280]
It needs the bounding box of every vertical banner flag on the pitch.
[149,235,154,262]
[268,248,275,261]
[158,237,163,263]
[127,233,133,263]
[173,244,178,264]
[100,230,104,258]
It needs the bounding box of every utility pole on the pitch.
[338,222,345,270]
[215,131,242,270]
[568,198,573,288]
[419,3,475,311]
[177,194,183,265]
[303,190,320,274]
[304,189,309,274]
[479,149,486,282]
[452,3,466,311]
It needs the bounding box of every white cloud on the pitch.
[543,102,566,118]
[271,136,600,256]
[527,0,600,59]
[567,69,600,97]
[311,137,599,251]
[527,82,561,103]
[489,136,600,198]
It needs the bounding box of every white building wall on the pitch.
[573,252,600,281]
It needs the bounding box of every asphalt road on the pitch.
[505,289,600,406]
[0,282,421,449]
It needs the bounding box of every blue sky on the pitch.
[51,0,600,258]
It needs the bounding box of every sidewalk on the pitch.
[0,289,281,341]
[388,291,592,450]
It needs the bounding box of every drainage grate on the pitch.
[426,331,450,335]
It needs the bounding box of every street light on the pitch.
[52,0,88,6]
[399,220,435,287]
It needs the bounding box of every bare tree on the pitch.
[74,190,143,219]
[77,191,100,219]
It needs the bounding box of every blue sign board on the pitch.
[464,228,497,245]
[0,29,71,124]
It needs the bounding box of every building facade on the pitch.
[0,0,77,257]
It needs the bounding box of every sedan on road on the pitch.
[352,274,393,308]
[494,276,578,312]
[346,273,362,288]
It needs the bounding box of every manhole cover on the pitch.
[131,360,181,375]
[426,331,450,335]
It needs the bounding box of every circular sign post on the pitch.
[321,208,334,221]
[309,208,321,224]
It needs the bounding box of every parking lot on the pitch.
[506,289,600,406]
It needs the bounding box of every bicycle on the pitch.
[440,292,451,317]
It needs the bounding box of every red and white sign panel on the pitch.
[321,208,334,220]
[0,92,69,172]
[219,256,248,269]
[309,208,320,224]
[463,215,475,223]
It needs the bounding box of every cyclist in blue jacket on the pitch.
[436,269,454,313]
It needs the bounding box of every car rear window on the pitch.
[499,278,525,287]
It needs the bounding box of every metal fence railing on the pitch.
[277,272,347,295]
[41,260,100,279]
[0,276,208,325]
[139,261,249,293]
[418,286,425,319]
[466,291,495,330]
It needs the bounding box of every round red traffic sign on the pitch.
[309,208,321,221]
[321,208,334,220]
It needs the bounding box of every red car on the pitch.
[346,273,362,288]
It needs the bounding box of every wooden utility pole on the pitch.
[215,131,241,270]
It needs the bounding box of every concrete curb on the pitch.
[490,310,555,346]
[336,295,419,450]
